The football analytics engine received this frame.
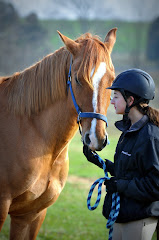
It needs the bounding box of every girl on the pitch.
[83,69,159,240]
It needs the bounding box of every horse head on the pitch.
[58,29,117,151]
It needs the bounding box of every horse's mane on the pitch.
[2,33,112,117]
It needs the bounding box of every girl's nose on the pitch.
[111,98,114,104]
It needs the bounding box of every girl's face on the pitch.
[111,90,126,114]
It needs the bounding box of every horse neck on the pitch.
[4,48,79,158]
[32,88,79,158]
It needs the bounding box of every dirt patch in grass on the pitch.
[67,175,95,185]
[67,175,106,192]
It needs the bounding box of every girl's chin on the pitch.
[115,110,124,115]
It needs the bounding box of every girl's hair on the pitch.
[138,105,159,127]
[125,91,159,127]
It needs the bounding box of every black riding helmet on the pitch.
[107,69,155,119]
[107,68,155,100]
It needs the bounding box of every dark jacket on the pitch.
[103,115,159,223]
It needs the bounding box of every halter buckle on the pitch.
[77,112,81,124]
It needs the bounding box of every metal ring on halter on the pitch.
[77,112,81,124]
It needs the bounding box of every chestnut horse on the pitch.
[0,28,117,239]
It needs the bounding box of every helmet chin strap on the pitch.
[123,104,130,122]
[119,88,148,124]
[119,89,131,123]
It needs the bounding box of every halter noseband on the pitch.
[67,56,108,133]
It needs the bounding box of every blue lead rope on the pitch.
[87,155,120,240]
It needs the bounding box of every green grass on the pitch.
[0,133,157,239]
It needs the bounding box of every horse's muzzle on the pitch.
[83,131,108,151]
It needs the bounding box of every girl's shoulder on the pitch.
[141,121,159,140]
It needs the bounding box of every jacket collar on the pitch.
[115,115,149,133]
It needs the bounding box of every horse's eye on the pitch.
[75,76,81,85]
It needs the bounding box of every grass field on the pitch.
[0,133,157,239]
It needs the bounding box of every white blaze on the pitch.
[89,62,106,149]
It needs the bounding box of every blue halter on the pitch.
[67,57,108,128]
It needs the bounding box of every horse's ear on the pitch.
[104,28,117,54]
[57,31,80,56]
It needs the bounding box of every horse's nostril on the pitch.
[103,135,108,147]
[85,133,91,145]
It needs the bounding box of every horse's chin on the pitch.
[89,143,107,152]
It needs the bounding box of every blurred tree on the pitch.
[19,13,46,42]
[146,17,159,61]
[0,0,18,30]
[0,1,50,75]
[49,0,96,33]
